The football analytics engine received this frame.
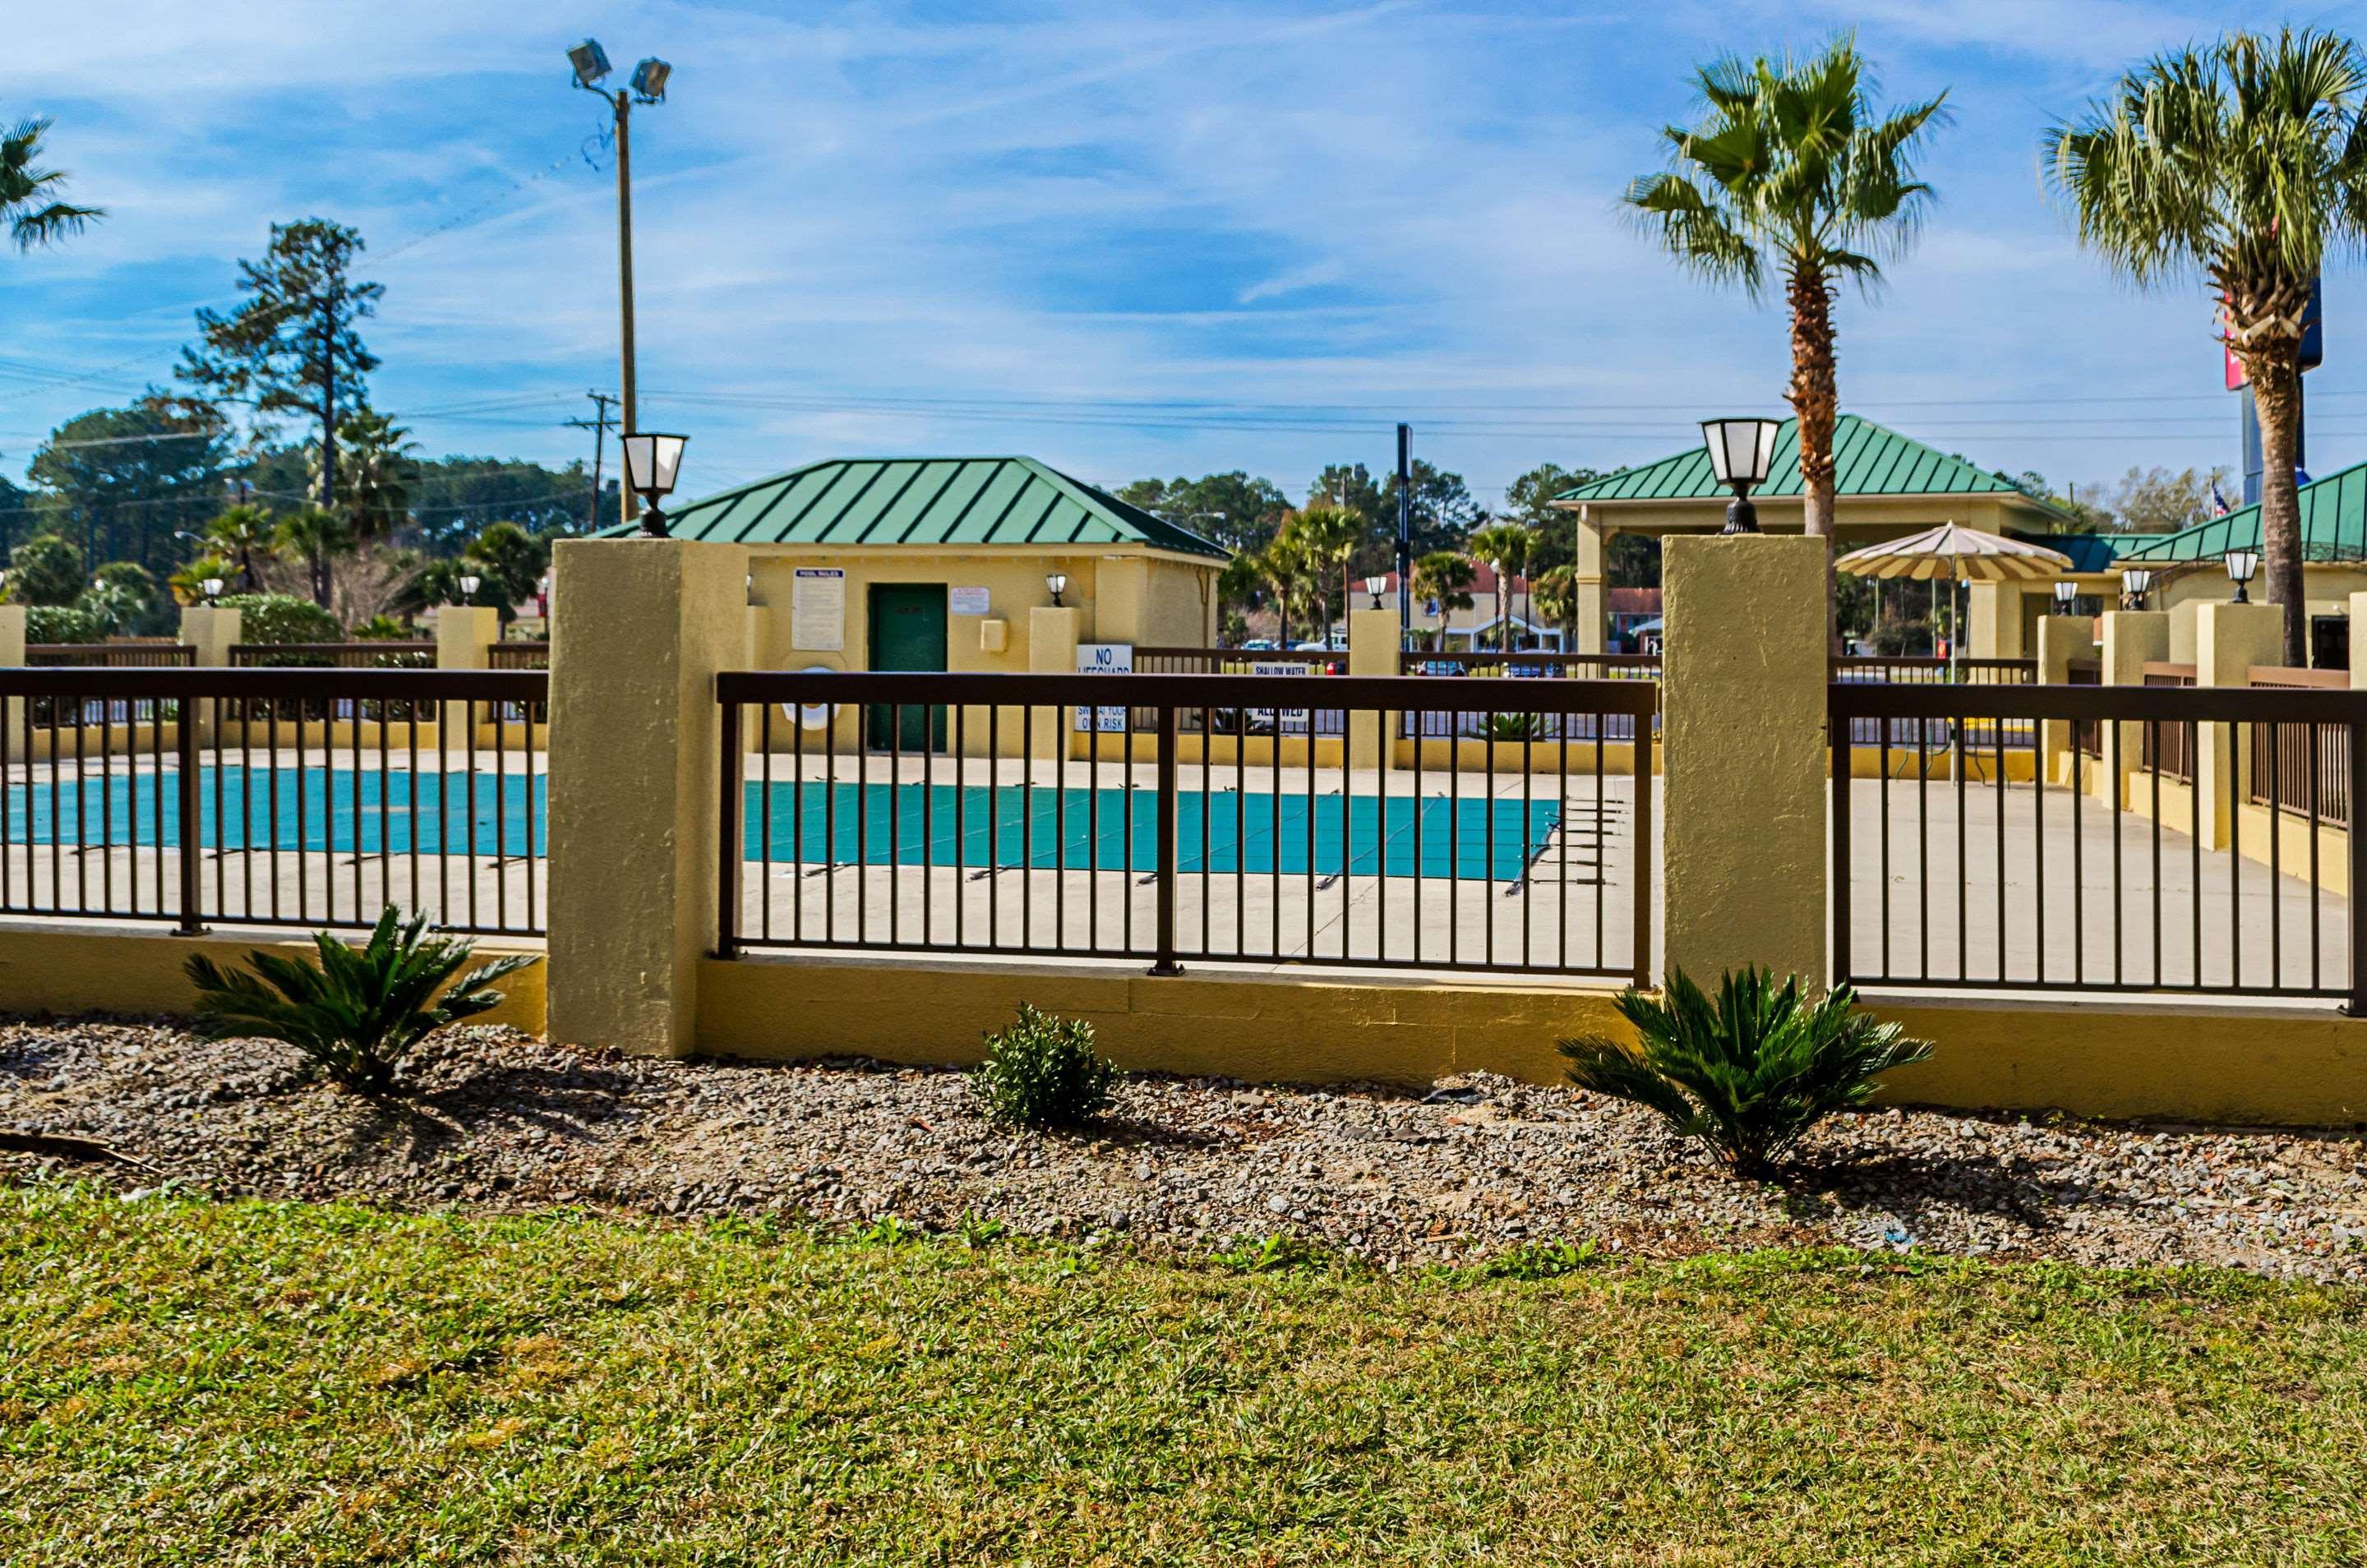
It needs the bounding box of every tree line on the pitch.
[2,140,607,639]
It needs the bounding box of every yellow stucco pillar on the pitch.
[1661,535,1827,989]
[1346,606,1400,773]
[0,605,22,763]
[544,538,750,1057]
[2097,611,2167,805]
[178,605,242,746]
[434,605,500,746]
[2350,593,2367,688]
[1029,606,1082,763]
[2194,602,2283,850]
[2034,612,2098,785]
[1571,510,1606,656]
[1968,581,2027,659]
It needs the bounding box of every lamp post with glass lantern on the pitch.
[566,38,674,528]
[2052,580,2078,615]
[1045,573,1068,609]
[2224,548,2259,603]
[1364,574,1387,611]
[619,431,688,538]
[2120,568,2153,611]
[1700,417,1783,534]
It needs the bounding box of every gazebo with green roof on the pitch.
[629,455,1230,707]
[1544,414,2079,655]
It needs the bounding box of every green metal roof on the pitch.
[2009,531,2160,574]
[631,456,1229,559]
[2113,458,2367,565]
[1555,414,2069,518]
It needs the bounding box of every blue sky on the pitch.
[7,0,2366,514]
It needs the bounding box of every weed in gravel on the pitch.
[971,1005,1117,1131]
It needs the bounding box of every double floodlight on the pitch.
[569,37,672,103]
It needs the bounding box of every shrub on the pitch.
[215,592,341,645]
[183,906,536,1092]
[1557,967,1932,1178]
[22,604,105,643]
[971,1004,1117,1130]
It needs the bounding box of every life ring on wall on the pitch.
[783,664,840,731]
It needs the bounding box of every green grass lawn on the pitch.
[4,1185,2363,1566]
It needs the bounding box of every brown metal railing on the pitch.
[0,666,547,936]
[2250,666,2351,828]
[1395,651,1659,740]
[231,641,437,669]
[716,670,1654,984]
[1130,647,1342,734]
[25,643,196,668]
[2140,662,2196,781]
[487,641,551,670]
[1833,656,2039,751]
[1829,680,2361,1006]
[2066,657,2102,759]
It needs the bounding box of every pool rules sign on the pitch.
[1074,643,1132,731]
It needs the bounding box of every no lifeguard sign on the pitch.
[1074,643,1132,731]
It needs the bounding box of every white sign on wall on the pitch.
[948,584,991,616]
[790,568,846,652]
[1250,658,1309,728]
[1074,642,1133,731]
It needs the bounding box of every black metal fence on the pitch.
[1833,655,2039,753]
[0,666,547,936]
[1393,651,1659,740]
[1829,680,2360,1005]
[717,670,1654,983]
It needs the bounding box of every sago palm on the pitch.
[2043,27,2367,667]
[2,116,103,251]
[1467,522,1533,651]
[1626,38,1948,634]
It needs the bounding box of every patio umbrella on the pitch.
[1834,523,2071,677]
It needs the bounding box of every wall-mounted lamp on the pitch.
[2051,579,2077,614]
[2119,567,2153,611]
[1045,572,1068,608]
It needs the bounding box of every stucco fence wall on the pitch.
[6,538,2367,1128]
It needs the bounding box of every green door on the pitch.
[865,583,948,750]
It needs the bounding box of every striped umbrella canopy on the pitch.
[1834,523,2072,582]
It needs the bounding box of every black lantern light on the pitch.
[620,431,689,538]
[1700,417,1783,534]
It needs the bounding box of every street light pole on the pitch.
[612,94,638,526]
[570,39,673,528]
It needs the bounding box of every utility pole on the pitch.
[1396,423,1412,647]
[569,40,673,528]
[565,390,621,533]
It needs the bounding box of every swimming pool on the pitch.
[7,770,1562,883]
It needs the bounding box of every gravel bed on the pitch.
[3,1016,2364,1279]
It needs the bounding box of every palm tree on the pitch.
[1286,505,1363,644]
[1626,39,1949,637]
[1468,522,1534,651]
[2044,28,2367,666]
[1410,549,1478,649]
[1253,531,1310,647]
[1,116,103,251]
[1531,564,1580,650]
[201,504,276,593]
[274,507,353,609]
[324,408,420,542]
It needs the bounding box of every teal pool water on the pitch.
[8,770,1560,882]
